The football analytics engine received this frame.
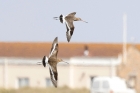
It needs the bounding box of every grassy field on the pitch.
[0,86,89,93]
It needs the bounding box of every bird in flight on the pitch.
[54,12,88,42]
[37,37,68,87]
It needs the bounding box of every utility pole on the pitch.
[123,13,127,64]
[3,59,8,89]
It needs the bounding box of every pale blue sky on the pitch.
[0,0,140,43]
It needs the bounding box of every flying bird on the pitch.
[54,12,88,42]
[37,37,68,87]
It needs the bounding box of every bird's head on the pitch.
[75,17,88,23]
[57,58,69,64]
[74,17,82,21]
[57,58,63,62]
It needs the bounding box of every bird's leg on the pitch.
[62,61,69,64]
[53,17,59,20]
[37,62,48,65]
[37,62,42,65]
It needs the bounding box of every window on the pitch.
[90,76,99,93]
[102,80,109,89]
[18,78,29,88]
[93,81,99,89]
[91,76,97,89]
[46,78,53,87]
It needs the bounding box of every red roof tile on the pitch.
[0,42,139,58]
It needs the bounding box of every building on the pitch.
[0,56,121,89]
[1,42,140,89]
[118,45,140,93]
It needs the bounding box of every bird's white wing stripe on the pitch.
[49,43,56,58]
[65,20,71,32]
[48,64,56,81]
[45,56,48,64]
[65,21,71,38]
[62,15,65,24]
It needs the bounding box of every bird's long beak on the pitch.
[37,62,42,65]
[53,17,59,20]
[82,20,88,23]
[62,61,69,64]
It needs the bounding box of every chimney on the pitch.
[84,45,89,56]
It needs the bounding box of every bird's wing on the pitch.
[49,37,58,58]
[66,24,74,42]
[67,12,76,16]
[65,17,75,42]
[48,64,57,87]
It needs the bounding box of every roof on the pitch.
[0,42,139,58]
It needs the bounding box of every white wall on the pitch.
[0,56,120,89]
